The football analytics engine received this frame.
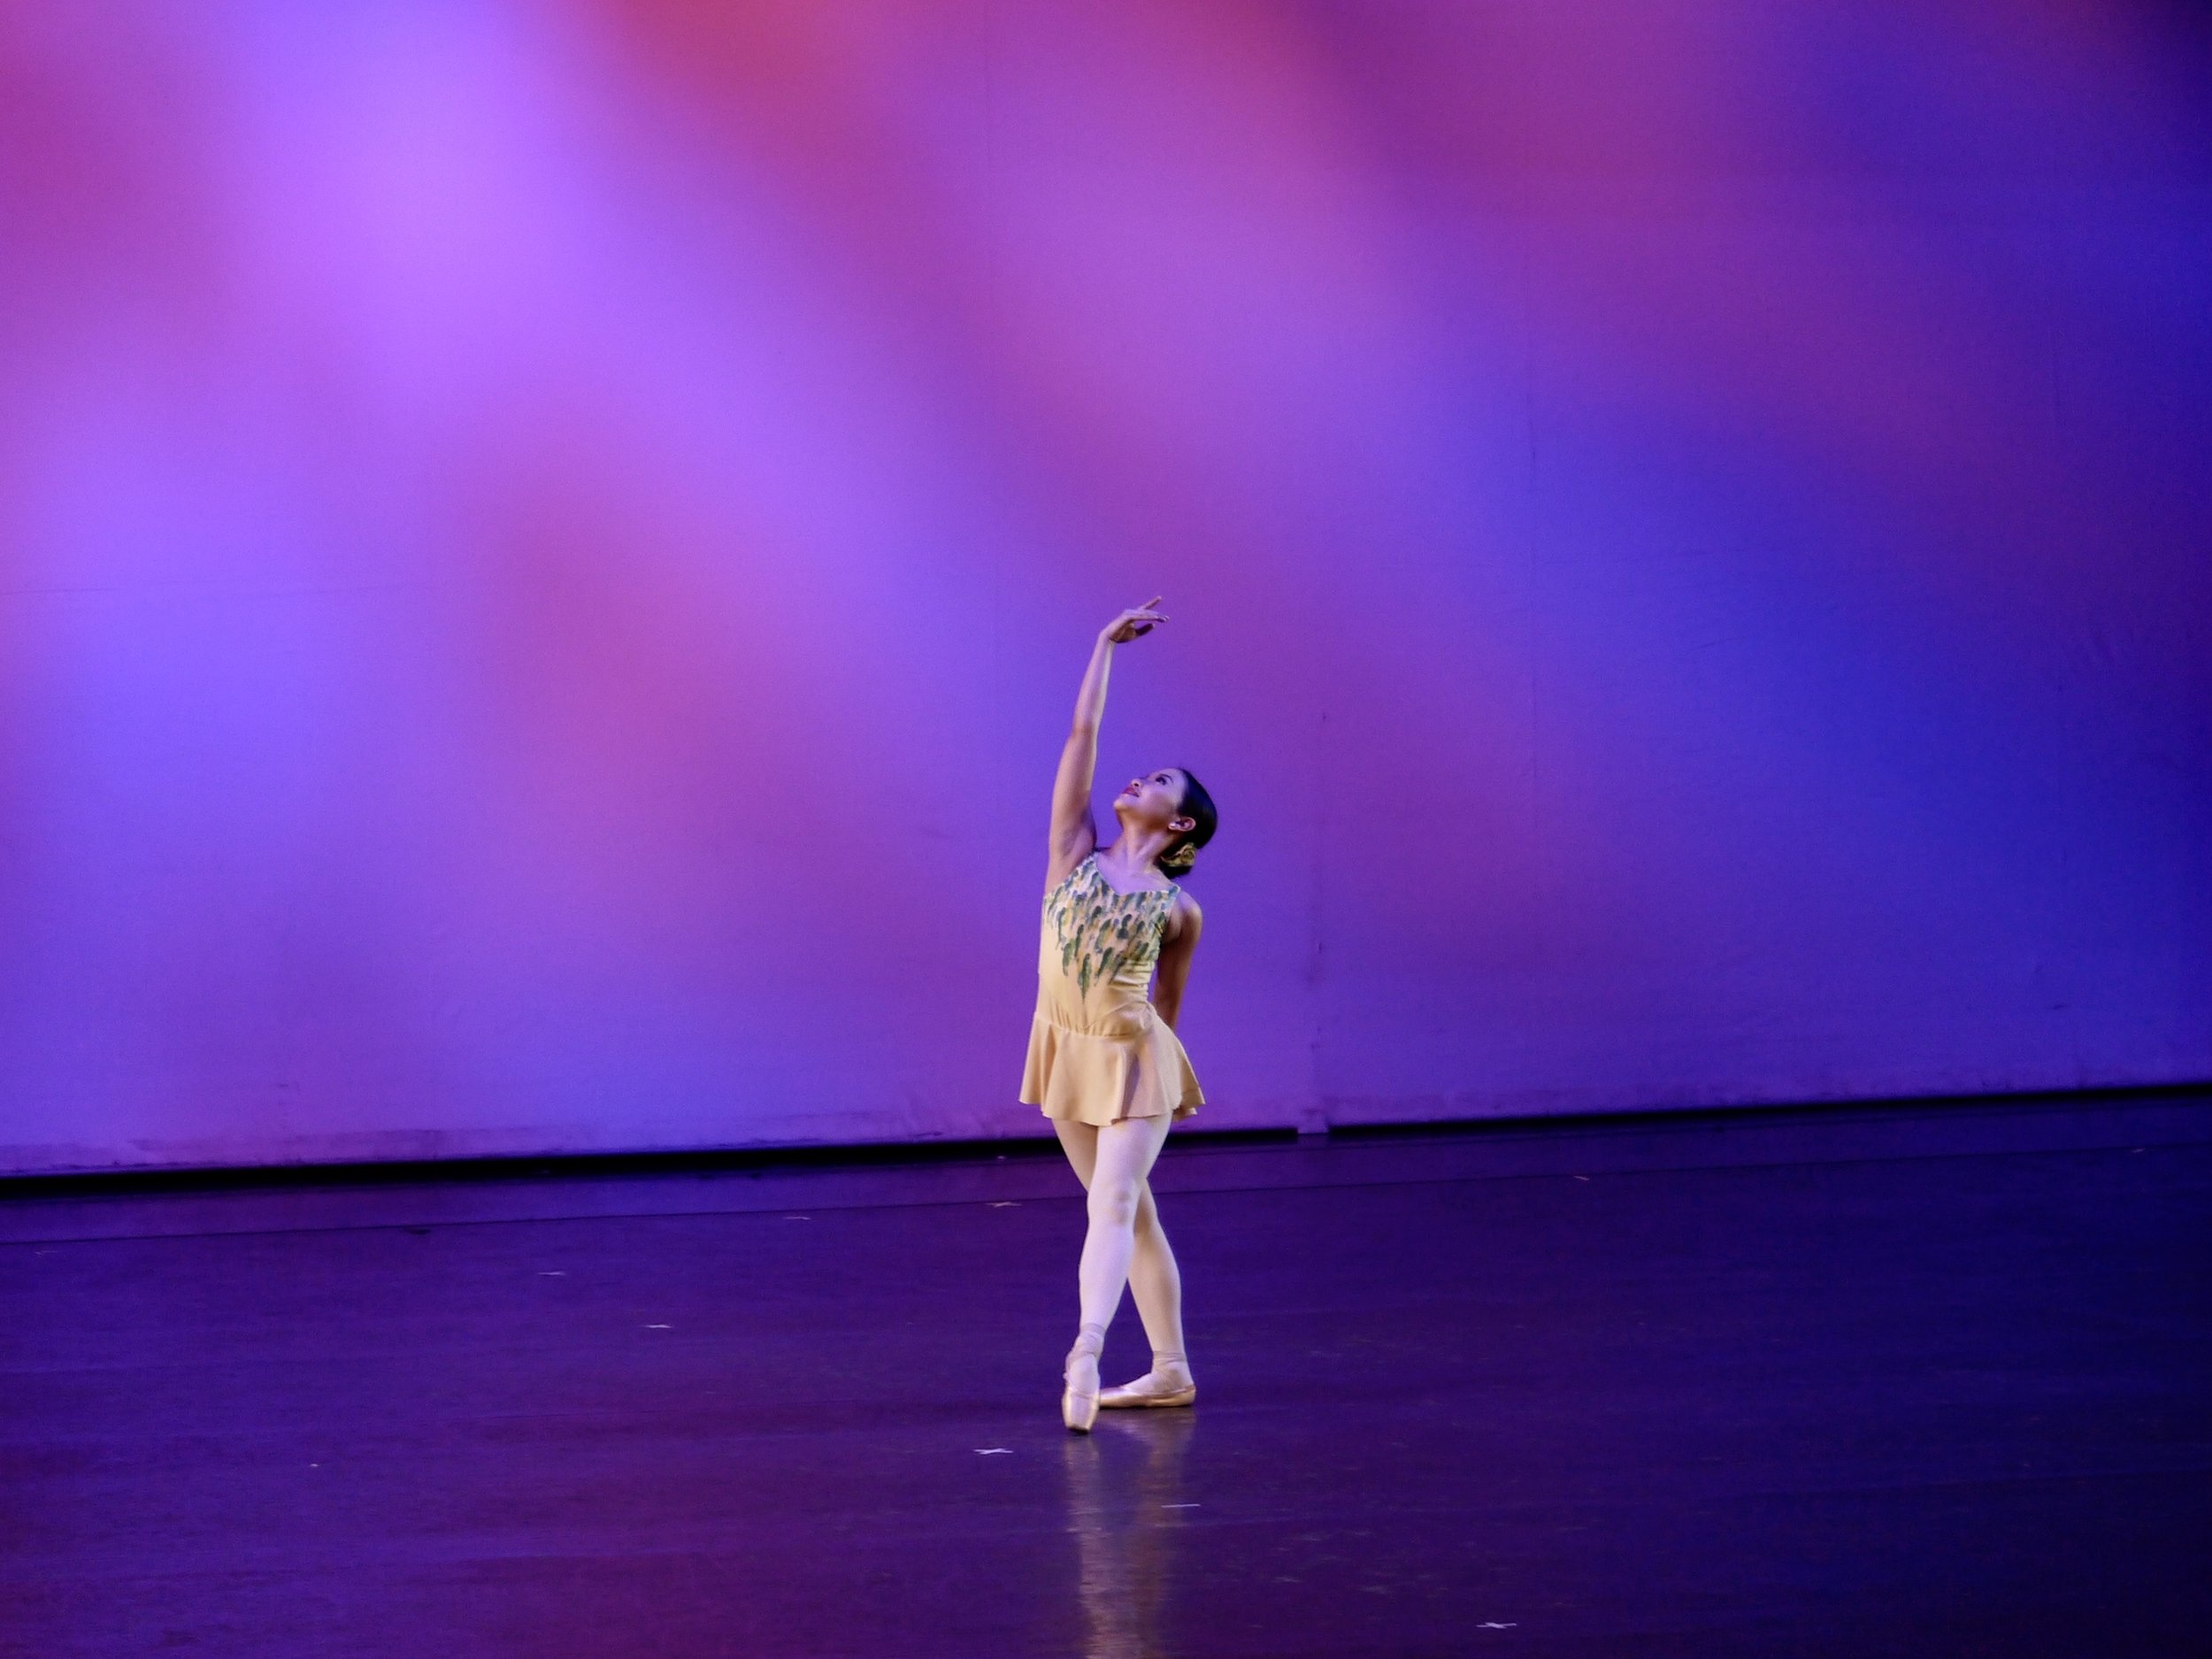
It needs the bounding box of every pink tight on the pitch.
[1050,1111,1185,1364]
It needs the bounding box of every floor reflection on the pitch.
[1060,1410,1198,1659]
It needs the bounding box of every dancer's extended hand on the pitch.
[1100,595,1168,644]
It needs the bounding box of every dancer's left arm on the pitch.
[1152,896,1203,1029]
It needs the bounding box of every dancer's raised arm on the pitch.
[1047,596,1167,882]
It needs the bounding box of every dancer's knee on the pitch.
[1087,1174,1141,1231]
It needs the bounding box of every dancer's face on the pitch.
[1114,768,1195,838]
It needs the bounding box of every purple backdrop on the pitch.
[3,2,2207,1174]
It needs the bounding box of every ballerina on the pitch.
[1018,596,1219,1432]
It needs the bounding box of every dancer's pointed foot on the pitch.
[1099,1351,1196,1409]
[1062,1323,1106,1432]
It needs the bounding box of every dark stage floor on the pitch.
[4,1092,2209,1657]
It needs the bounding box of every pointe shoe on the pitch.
[1099,1352,1196,1409]
[1062,1323,1106,1432]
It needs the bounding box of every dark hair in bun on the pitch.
[1158,768,1217,879]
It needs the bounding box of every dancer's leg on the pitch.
[1126,1179,1189,1370]
[1052,1118,1099,1187]
[1053,1120,1184,1362]
[1072,1110,1175,1334]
